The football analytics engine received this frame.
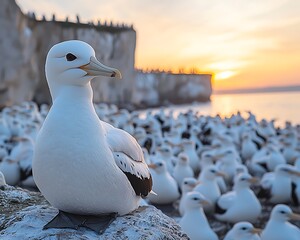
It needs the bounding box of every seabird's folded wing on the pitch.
[216,191,235,214]
[104,122,152,197]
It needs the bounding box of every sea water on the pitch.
[149,91,300,127]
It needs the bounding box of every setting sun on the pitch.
[214,71,237,81]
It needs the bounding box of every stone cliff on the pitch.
[133,71,212,107]
[0,0,212,108]
[0,0,135,107]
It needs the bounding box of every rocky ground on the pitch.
[1,185,300,239]
[0,186,188,239]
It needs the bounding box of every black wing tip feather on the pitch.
[257,187,271,199]
[258,162,268,172]
[123,171,152,197]
[291,182,299,206]
[215,202,227,215]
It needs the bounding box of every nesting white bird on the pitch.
[173,152,194,187]
[32,40,152,231]
[179,191,218,240]
[154,144,176,173]
[0,157,20,186]
[215,173,261,223]
[241,132,258,161]
[224,222,261,240]
[179,177,198,216]
[216,149,241,184]
[199,152,215,170]
[194,165,224,213]
[148,161,180,204]
[179,139,199,172]
[10,136,34,163]
[261,204,300,240]
[255,146,286,172]
[258,164,300,204]
[0,143,8,160]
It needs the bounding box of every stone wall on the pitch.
[133,71,212,107]
[0,0,212,108]
[0,0,135,107]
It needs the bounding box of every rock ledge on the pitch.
[0,186,188,239]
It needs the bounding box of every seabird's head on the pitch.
[181,177,198,193]
[202,165,226,180]
[275,164,300,177]
[177,153,189,165]
[234,173,258,189]
[270,204,300,222]
[45,40,121,99]
[230,222,261,238]
[148,161,166,174]
[185,191,210,209]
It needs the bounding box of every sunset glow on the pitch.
[214,71,237,81]
[17,0,300,92]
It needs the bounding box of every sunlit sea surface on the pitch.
[146,91,300,127]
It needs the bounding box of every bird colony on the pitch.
[0,101,300,239]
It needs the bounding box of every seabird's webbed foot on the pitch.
[44,210,118,234]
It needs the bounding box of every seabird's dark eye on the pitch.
[192,197,199,201]
[66,53,77,61]
[158,163,163,167]
[210,169,216,173]
[280,210,286,214]
[241,227,247,230]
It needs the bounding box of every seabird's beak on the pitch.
[250,228,262,234]
[248,177,259,184]
[289,169,300,177]
[213,153,226,161]
[216,171,227,177]
[148,164,157,169]
[288,212,300,220]
[181,157,188,162]
[11,137,27,142]
[189,182,198,188]
[80,56,122,79]
[200,199,210,206]
[167,141,180,147]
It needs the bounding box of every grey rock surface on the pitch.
[0,186,189,239]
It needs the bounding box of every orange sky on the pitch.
[17,0,300,91]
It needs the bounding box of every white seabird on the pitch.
[179,139,199,172]
[179,191,218,240]
[261,204,300,240]
[179,177,198,216]
[215,173,261,223]
[258,164,300,204]
[0,157,20,186]
[194,165,225,214]
[173,152,194,187]
[147,161,180,204]
[224,222,261,240]
[33,41,152,229]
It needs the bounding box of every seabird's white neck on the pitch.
[52,84,93,105]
